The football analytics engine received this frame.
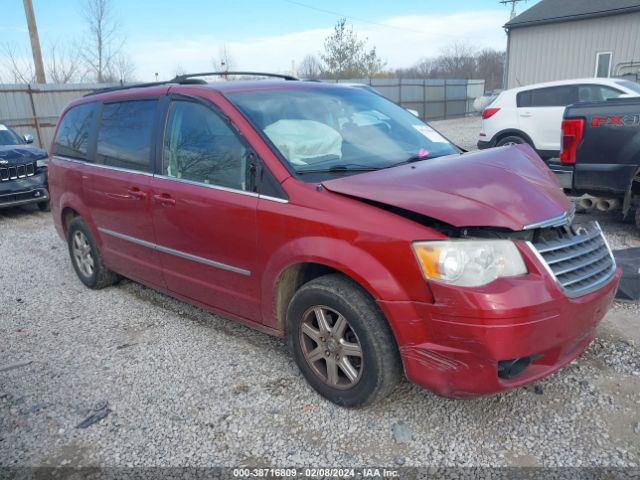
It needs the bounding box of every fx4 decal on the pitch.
[591,115,640,127]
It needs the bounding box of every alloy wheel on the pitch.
[72,230,95,278]
[299,305,363,389]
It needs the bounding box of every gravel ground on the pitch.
[1,118,639,469]
[431,115,481,151]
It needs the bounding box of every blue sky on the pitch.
[1,0,541,81]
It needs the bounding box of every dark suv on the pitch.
[0,123,50,211]
[49,73,620,407]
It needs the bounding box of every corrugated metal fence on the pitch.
[0,79,485,149]
[0,83,117,149]
[335,78,485,120]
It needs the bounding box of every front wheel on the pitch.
[37,201,50,212]
[286,274,402,407]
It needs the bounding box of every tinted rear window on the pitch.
[96,100,158,172]
[53,103,97,161]
[517,86,576,108]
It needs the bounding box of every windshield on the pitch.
[0,125,23,146]
[615,79,640,94]
[225,86,459,175]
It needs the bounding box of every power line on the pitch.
[281,0,473,39]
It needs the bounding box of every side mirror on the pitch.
[23,133,34,144]
[406,108,420,118]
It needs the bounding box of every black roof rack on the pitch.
[172,71,299,82]
[83,80,171,97]
[83,71,298,97]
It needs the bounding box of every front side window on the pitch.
[162,101,247,190]
[96,100,158,172]
[53,103,97,161]
[225,86,458,178]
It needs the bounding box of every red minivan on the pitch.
[49,73,621,407]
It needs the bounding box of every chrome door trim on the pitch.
[98,227,251,276]
[258,194,289,204]
[54,156,155,177]
[54,156,290,203]
[153,174,289,203]
[153,174,259,198]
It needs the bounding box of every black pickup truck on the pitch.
[550,97,640,230]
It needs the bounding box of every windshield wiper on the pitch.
[296,164,381,174]
[384,153,448,170]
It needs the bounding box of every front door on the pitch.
[150,97,260,322]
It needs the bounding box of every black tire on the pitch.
[37,201,50,212]
[635,206,640,231]
[67,217,119,289]
[286,274,402,407]
[496,135,526,147]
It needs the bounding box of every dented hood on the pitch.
[322,144,571,231]
[0,145,48,165]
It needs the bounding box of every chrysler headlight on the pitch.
[412,240,527,287]
[36,158,48,168]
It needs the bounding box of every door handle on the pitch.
[127,187,147,200]
[153,193,176,207]
[519,112,532,118]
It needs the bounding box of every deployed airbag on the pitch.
[264,120,342,165]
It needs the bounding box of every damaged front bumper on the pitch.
[0,170,49,209]
[378,244,621,398]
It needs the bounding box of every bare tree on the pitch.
[476,48,505,90]
[212,44,235,72]
[1,43,36,83]
[80,0,124,82]
[435,41,477,79]
[106,52,135,83]
[46,41,82,83]
[362,47,386,78]
[396,42,504,89]
[298,54,322,79]
[321,18,385,79]
[173,65,187,77]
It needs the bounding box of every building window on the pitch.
[595,52,612,78]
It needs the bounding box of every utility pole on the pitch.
[499,0,527,19]
[22,0,46,83]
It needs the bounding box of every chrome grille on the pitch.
[0,163,35,182]
[531,222,616,297]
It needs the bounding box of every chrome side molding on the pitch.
[98,227,251,276]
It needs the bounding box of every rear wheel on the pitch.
[286,274,402,407]
[496,135,526,147]
[67,217,119,289]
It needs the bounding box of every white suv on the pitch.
[477,78,640,159]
